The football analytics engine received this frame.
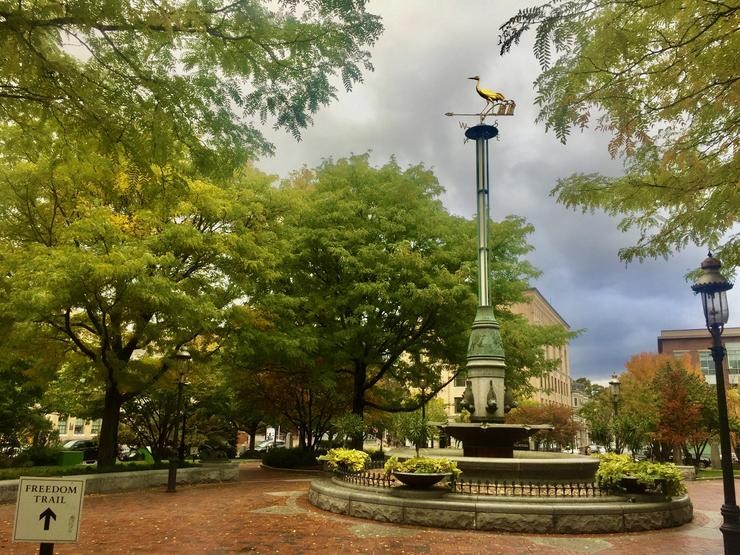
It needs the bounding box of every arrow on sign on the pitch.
[39,508,56,530]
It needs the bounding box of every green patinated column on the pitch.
[462,124,508,423]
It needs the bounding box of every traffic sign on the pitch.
[13,477,85,543]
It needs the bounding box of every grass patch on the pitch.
[0,460,196,481]
[696,468,740,480]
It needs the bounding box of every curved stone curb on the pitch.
[308,478,693,534]
[0,463,239,504]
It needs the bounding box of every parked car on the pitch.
[62,439,98,463]
[255,439,285,452]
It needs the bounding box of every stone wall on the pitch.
[0,463,238,504]
[309,478,693,534]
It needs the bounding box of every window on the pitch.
[57,418,67,435]
[91,419,101,434]
[727,346,740,375]
[454,397,463,413]
[672,350,689,359]
[73,419,84,435]
[454,371,467,388]
[699,351,713,375]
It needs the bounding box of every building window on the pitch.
[73,419,85,435]
[91,419,101,434]
[672,350,689,359]
[699,351,713,375]
[727,346,740,375]
[454,371,467,388]
[57,418,67,435]
[454,397,463,413]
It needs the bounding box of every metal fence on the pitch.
[450,479,607,497]
[335,468,607,498]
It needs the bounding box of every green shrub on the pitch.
[263,447,321,469]
[384,456,461,477]
[317,448,370,472]
[25,446,63,466]
[596,453,686,497]
[366,449,386,462]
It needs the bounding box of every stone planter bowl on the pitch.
[392,472,452,488]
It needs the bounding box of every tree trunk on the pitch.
[351,363,366,450]
[97,385,123,470]
[247,422,258,451]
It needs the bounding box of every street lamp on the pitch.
[608,374,621,417]
[167,348,191,493]
[691,252,738,553]
[419,378,428,451]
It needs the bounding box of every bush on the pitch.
[384,456,461,477]
[596,453,686,497]
[366,449,386,462]
[317,448,370,472]
[238,450,262,460]
[262,447,321,469]
[25,446,63,466]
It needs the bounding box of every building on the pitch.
[512,289,572,407]
[47,413,102,443]
[657,327,740,386]
[438,288,573,419]
[571,380,591,452]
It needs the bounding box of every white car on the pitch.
[255,439,285,452]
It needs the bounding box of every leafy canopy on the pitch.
[500,0,739,270]
[0,0,383,173]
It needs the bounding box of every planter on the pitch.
[618,476,666,494]
[392,472,451,488]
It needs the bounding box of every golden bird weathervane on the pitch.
[445,75,516,124]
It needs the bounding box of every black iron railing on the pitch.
[334,468,608,497]
[450,479,607,497]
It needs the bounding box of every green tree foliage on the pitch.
[0,133,280,467]
[231,155,566,437]
[500,1,739,270]
[0,0,383,173]
[578,389,614,449]
[0,361,47,454]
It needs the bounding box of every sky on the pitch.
[256,1,739,383]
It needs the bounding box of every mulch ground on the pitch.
[0,462,728,554]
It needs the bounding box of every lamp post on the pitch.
[167,348,191,493]
[691,252,738,553]
[608,374,621,453]
[608,374,621,417]
[420,378,428,451]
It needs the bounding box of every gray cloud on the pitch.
[256,0,739,380]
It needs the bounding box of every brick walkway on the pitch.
[0,462,728,554]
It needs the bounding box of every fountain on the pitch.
[308,91,692,533]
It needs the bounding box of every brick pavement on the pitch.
[0,462,729,554]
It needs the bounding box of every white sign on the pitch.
[13,477,85,543]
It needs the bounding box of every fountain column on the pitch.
[462,124,507,423]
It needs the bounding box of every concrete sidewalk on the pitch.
[0,462,727,554]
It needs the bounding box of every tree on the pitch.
[1,1,383,174]
[577,390,613,449]
[0,136,280,468]
[507,401,582,450]
[500,1,739,270]
[653,360,716,464]
[573,376,604,398]
[231,155,570,447]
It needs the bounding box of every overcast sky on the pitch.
[256,1,739,383]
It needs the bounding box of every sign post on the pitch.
[13,476,85,553]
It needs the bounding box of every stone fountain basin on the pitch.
[388,448,600,484]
